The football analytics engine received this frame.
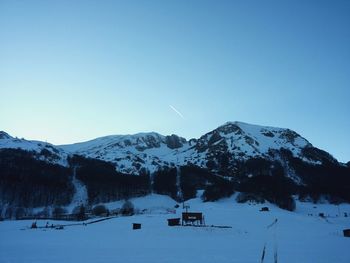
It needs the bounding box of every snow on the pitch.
[59,132,182,174]
[102,194,177,214]
[0,121,321,176]
[59,132,199,175]
[57,121,316,175]
[66,167,88,213]
[0,136,68,166]
[60,122,318,174]
[1,195,349,263]
[175,166,183,200]
[220,121,311,159]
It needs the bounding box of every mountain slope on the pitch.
[60,132,189,174]
[0,131,68,166]
[0,122,349,212]
[58,121,333,177]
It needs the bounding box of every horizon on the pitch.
[1,0,349,162]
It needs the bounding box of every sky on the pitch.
[0,0,349,162]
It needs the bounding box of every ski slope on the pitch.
[0,195,349,263]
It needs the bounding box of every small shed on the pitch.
[133,223,141,230]
[182,212,204,226]
[343,229,350,237]
[167,218,181,226]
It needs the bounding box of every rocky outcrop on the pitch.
[165,134,186,149]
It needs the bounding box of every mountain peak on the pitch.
[0,131,12,139]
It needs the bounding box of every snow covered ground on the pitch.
[66,167,89,213]
[1,195,350,263]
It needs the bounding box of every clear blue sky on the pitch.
[0,0,349,162]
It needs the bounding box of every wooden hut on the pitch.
[182,212,204,226]
[167,218,181,226]
[133,223,141,230]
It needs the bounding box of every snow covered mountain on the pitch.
[194,121,311,160]
[1,122,348,211]
[60,132,188,174]
[1,122,336,175]
[58,121,334,177]
[0,131,68,166]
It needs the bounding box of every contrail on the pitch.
[169,104,185,120]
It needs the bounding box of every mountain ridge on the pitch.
[1,121,349,214]
[56,121,333,175]
[0,121,340,175]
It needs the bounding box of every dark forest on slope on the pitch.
[68,155,151,204]
[0,149,74,208]
[1,147,350,218]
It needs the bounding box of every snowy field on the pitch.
[1,194,350,263]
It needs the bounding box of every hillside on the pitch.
[59,121,327,175]
[0,121,349,215]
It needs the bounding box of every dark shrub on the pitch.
[52,207,67,219]
[72,205,86,221]
[275,195,296,211]
[92,205,109,216]
[121,200,134,216]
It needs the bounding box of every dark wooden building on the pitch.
[182,212,204,226]
[133,223,141,230]
[167,218,181,226]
